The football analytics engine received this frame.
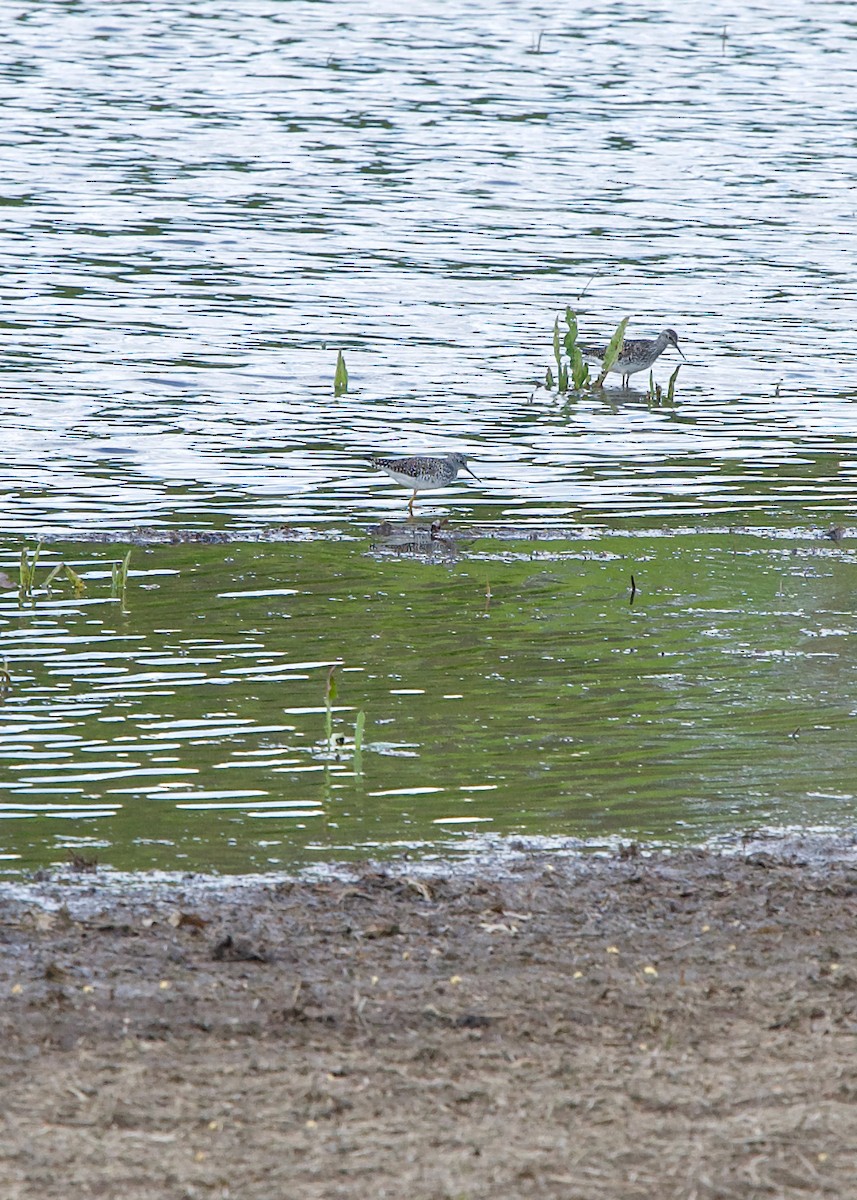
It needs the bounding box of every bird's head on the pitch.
[664,328,686,358]
[451,452,480,480]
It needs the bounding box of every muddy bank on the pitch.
[35,522,850,547]
[38,522,595,545]
[3,837,857,1199]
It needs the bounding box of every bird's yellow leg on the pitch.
[408,491,416,518]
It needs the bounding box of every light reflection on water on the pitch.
[0,533,856,873]
[1,1,856,531]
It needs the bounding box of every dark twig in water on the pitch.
[324,663,341,748]
[629,574,637,605]
[577,274,596,300]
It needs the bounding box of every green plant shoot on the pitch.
[19,542,42,601]
[334,350,348,396]
[64,565,86,597]
[324,664,340,746]
[564,307,578,349]
[111,550,132,599]
[19,548,30,601]
[570,345,589,389]
[666,364,681,404]
[44,562,86,597]
[594,316,630,387]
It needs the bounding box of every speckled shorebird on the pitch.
[371,452,479,517]
[594,327,685,387]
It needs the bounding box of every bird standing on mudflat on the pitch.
[592,327,685,388]
[371,452,479,517]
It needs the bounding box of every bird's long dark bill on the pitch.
[676,345,686,358]
[463,466,481,480]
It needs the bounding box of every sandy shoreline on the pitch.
[3,835,857,1198]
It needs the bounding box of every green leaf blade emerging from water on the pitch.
[666,363,681,404]
[333,350,348,396]
[571,345,589,389]
[595,316,630,387]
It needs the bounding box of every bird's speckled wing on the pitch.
[615,338,651,361]
[372,455,445,475]
[583,337,651,361]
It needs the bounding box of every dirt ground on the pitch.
[3,836,857,1199]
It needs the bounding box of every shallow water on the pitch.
[3,528,857,873]
[2,1,857,871]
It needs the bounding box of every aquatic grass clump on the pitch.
[647,363,681,406]
[111,549,132,597]
[333,350,348,396]
[18,542,86,605]
[546,308,591,394]
[14,543,136,608]
[545,310,628,395]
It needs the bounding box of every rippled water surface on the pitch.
[2,1,857,871]
[3,529,857,873]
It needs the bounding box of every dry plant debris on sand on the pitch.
[3,840,857,1199]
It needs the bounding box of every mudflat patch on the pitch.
[3,841,857,1198]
